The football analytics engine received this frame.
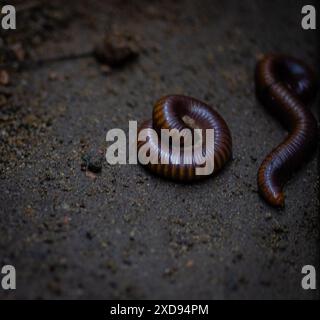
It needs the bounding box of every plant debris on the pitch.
[94,31,139,67]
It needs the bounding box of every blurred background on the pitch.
[0,0,318,299]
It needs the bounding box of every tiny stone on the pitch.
[0,70,10,86]
[81,150,103,173]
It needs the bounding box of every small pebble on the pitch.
[81,150,103,173]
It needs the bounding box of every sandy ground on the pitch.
[0,0,319,299]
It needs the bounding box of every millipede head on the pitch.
[256,54,317,105]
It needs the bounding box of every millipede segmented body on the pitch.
[255,54,318,207]
[137,95,232,181]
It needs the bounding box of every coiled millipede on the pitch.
[255,54,318,207]
[137,95,232,181]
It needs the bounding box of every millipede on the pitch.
[255,54,318,207]
[137,95,232,181]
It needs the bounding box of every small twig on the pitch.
[0,51,93,71]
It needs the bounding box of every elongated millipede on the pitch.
[137,95,232,181]
[255,54,318,207]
